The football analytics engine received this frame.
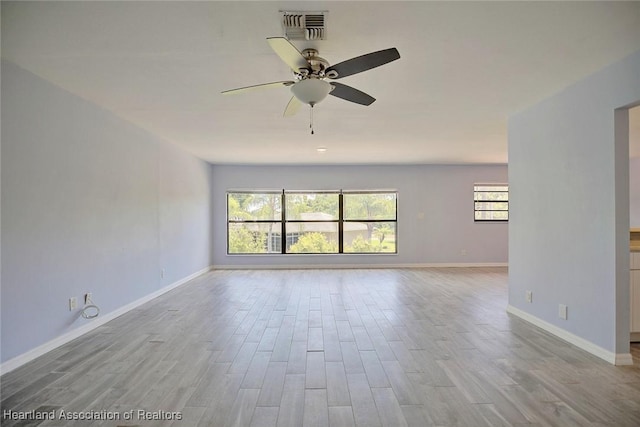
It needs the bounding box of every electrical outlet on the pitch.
[526,290,533,303]
[69,297,77,311]
[461,249,467,256]
[559,304,568,320]
[85,293,92,304]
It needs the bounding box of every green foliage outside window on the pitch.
[228,225,266,254]
[288,232,338,253]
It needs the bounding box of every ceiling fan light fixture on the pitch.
[291,78,331,106]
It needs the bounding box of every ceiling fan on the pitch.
[222,37,400,132]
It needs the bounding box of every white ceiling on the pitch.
[2,1,640,165]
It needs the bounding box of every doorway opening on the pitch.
[629,105,640,348]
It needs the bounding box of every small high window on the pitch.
[474,184,508,221]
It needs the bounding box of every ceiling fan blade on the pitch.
[221,81,295,95]
[283,96,302,117]
[329,82,376,106]
[267,37,309,72]
[325,48,400,79]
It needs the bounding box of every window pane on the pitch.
[285,193,339,220]
[474,211,508,221]
[474,201,508,211]
[228,193,281,221]
[285,223,339,253]
[343,193,397,220]
[228,222,281,253]
[474,185,508,192]
[474,191,508,201]
[343,222,396,253]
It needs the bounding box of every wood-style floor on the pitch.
[2,268,640,426]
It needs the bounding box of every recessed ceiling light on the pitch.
[316,147,328,153]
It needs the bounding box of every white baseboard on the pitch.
[615,353,634,365]
[506,304,633,366]
[0,266,213,375]
[213,262,508,270]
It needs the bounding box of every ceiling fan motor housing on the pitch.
[301,48,330,75]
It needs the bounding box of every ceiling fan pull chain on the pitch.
[310,105,315,135]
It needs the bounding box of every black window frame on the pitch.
[341,191,398,254]
[227,189,398,254]
[474,183,509,222]
[226,190,283,254]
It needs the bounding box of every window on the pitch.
[343,192,397,253]
[227,190,397,254]
[474,184,508,221]
[227,191,282,254]
[285,191,339,254]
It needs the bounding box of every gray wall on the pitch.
[212,164,508,267]
[1,61,213,363]
[508,50,640,355]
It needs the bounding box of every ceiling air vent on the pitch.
[282,11,326,41]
